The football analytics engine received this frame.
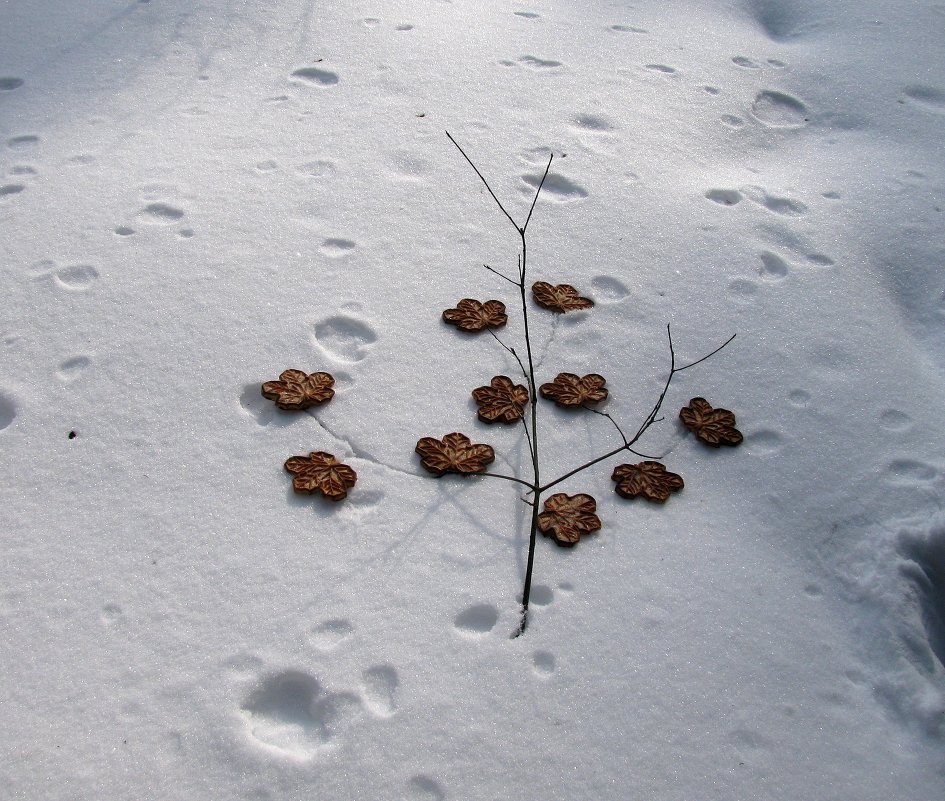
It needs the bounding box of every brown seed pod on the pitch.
[679,397,743,447]
[539,372,608,408]
[471,375,530,424]
[537,493,602,547]
[262,369,335,410]
[442,298,508,332]
[415,432,496,476]
[284,452,357,501]
[611,461,684,503]
[531,281,594,312]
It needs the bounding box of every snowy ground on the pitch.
[2,1,944,798]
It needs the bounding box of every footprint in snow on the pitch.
[750,90,809,128]
[0,392,16,432]
[520,172,587,202]
[732,56,762,69]
[741,185,807,216]
[408,775,446,800]
[901,85,945,113]
[139,202,185,223]
[240,669,362,758]
[290,66,339,87]
[308,618,355,651]
[758,251,789,281]
[57,356,91,383]
[319,238,356,257]
[590,275,630,304]
[0,77,24,91]
[311,314,378,363]
[7,134,40,150]
[359,665,399,717]
[453,603,499,636]
[518,55,563,69]
[705,188,743,206]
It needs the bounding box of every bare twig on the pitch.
[446,131,519,233]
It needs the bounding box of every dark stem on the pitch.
[446,131,520,234]
[539,326,735,494]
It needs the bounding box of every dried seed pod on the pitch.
[284,452,357,501]
[415,432,496,476]
[612,461,684,503]
[471,375,529,424]
[531,281,594,312]
[537,493,602,547]
[442,299,508,332]
[539,372,608,408]
[262,369,335,410]
[679,397,743,447]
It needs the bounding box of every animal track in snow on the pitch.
[10,165,36,176]
[319,238,356,257]
[7,135,39,150]
[902,85,945,112]
[139,202,185,223]
[359,665,399,717]
[296,159,336,179]
[290,66,339,87]
[0,184,25,199]
[518,55,562,69]
[590,275,630,303]
[114,226,135,236]
[732,56,761,69]
[806,253,834,267]
[706,188,743,206]
[879,409,912,432]
[532,651,556,678]
[0,392,16,431]
[520,172,587,201]
[645,64,677,74]
[240,670,361,758]
[728,278,760,302]
[609,24,647,33]
[311,315,378,363]
[742,185,807,216]
[745,430,783,455]
[529,584,554,607]
[886,459,938,484]
[787,389,810,408]
[408,775,446,800]
[308,618,355,651]
[758,251,789,280]
[720,114,745,128]
[0,77,24,91]
[454,603,499,635]
[571,113,615,132]
[750,90,809,128]
[514,11,540,19]
[54,264,99,291]
[57,356,91,383]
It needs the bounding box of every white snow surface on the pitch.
[2,0,945,798]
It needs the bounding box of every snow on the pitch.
[2,0,944,798]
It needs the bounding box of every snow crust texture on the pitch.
[2,0,945,799]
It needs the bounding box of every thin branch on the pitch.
[539,326,735,493]
[522,153,553,234]
[488,330,529,384]
[675,332,736,371]
[584,405,629,446]
[446,131,519,233]
[475,471,536,489]
[484,263,519,286]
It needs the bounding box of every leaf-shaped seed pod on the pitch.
[262,369,335,410]
[531,281,594,312]
[612,461,684,503]
[442,299,508,332]
[537,493,602,547]
[679,397,743,447]
[284,452,357,501]
[471,375,529,424]
[415,432,496,476]
[539,372,608,408]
